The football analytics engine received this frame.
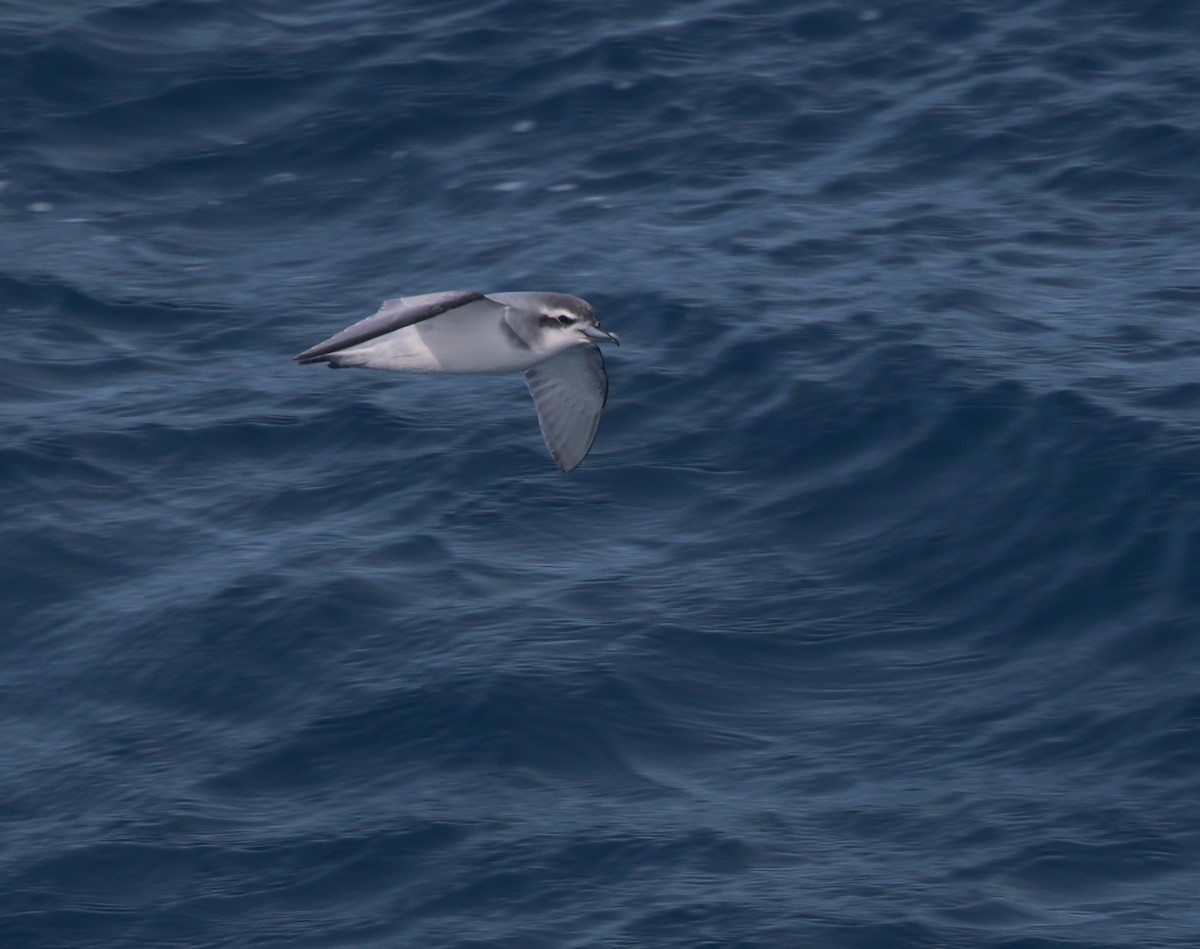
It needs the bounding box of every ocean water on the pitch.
[2,0,1199,946]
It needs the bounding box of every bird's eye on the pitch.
[555,315,573,325]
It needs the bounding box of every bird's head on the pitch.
[486,291,620,357]
[533,294,620,353]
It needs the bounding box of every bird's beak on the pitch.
[583,324,620,345]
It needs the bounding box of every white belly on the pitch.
[334,315,543,374]
[338,326,451,372]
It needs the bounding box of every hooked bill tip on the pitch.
[583,324,620,345]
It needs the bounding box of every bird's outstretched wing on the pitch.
[523,344,608,472]
[295,290,485,363]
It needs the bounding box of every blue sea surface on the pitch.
[2,1,1199,947]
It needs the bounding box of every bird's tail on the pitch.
[294,352,359,368]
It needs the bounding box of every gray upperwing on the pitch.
[523,344,608,472]
[295,290,485,363]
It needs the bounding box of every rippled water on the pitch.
[2,1,1199,947]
